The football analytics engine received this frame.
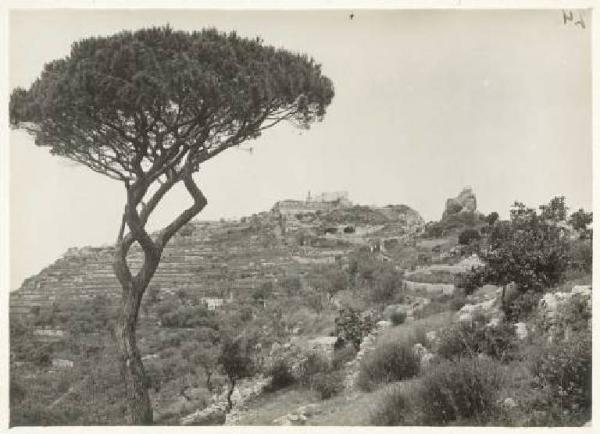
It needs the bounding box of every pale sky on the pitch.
[9,9,592,290]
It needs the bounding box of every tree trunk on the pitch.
[226,378,236,412]
[114,286,154,425]
[206,371,213,392]
[111,172,207,424]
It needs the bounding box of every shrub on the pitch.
[569,239,592,272]
[418,357,504,425]
[334,307,373,350]
[486,211,499,226]
[503,290,541,322]
[268,357,296,391]
[530,329,591,419]
[437,317,516,362]
[357,340,420,392]
[568,208,592,240]
[370,384,417,426]
[390,309,407,326]
[312,370,344,399]
[370,268,404,304]
[297,351,330,387]
[458,228,481,245]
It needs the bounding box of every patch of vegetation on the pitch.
[457,197,584,321]
[389,309,407,326]
[312,370,345,400]
[357,338,420,392]
[436,314,517,362]
[529,330,591,424]
[458,228,481,245]
[266,357,296,391]
[417,357,504,425]
[370,383,421,426]
[297,351,330,387]
[334,306,375,350]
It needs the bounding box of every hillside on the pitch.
[10,196,424,319]
[9,189,592,427]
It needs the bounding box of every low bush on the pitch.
[437,316,516,362]
[529,329,591,421]
[458,228,481,245]
[297,351,330,387]
[267,357,296,391]
[502,290,542,322]
[568,239,592,272]
[370,384,418,426]
[312,370,345,400]
[334,307,374,350]
[390,309,407,326]
[418,357,504,425]
[357,340,420,392]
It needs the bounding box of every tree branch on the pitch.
[155,171,207,250]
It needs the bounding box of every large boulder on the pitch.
[537,285,591,341]
[442,186,478,219]
[458,296,503,323]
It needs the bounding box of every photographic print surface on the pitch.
[8,8,592,427]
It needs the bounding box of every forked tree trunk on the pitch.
[111,172,207,424]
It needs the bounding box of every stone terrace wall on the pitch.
[10,218,301,318]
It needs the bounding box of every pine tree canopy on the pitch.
[10,26,334,182]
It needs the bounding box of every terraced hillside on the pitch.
[10,198,424,320]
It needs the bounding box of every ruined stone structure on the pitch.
[442,186,479,220]
[306,190,351,206]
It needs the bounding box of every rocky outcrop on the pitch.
[458,289,503,323]
[442,186,478,220]
[537,285,591,341]
[271,403,322,426]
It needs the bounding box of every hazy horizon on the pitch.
[9,9,592,290]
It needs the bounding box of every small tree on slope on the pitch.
[10,26,334,424]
